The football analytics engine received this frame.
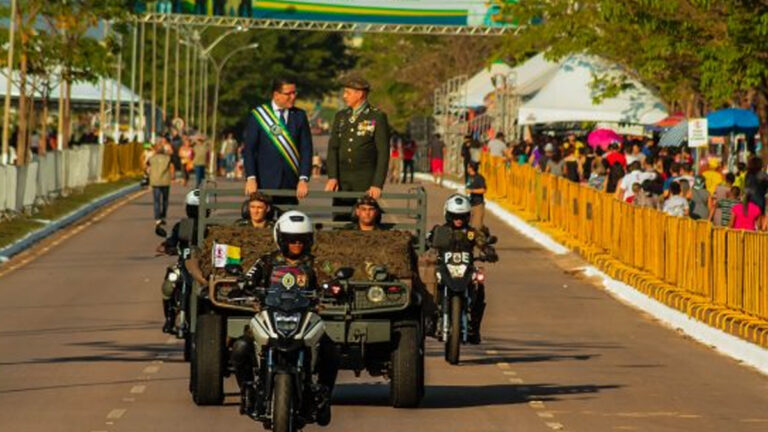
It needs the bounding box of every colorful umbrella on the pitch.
[656,113,686,128]
[587,128,623,150]
[707,108,759,136]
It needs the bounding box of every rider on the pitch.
[429,193,498,344]
[156,189,202,333]
[341,195,390,231]
[231,210,337,426]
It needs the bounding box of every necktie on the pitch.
[279,109,287,125]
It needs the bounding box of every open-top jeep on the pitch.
[188,183,429,408]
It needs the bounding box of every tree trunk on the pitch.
[16,53,29,165]
[63,79,71,149]
[39,87,48,156]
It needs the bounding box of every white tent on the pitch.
[0,71,139,104]
[517,55,668,125]
[461,53,560,107]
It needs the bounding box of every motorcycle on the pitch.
[227,264,342,432]
[432,226,496,365]
[155,225,193,361]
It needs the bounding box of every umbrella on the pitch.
[587,128,623,150]
[659,120,688,147]
[707,108,759,136]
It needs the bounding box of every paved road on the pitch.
[2,178,768,432]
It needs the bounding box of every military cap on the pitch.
[355,195,380,210]
[341,74,371,91]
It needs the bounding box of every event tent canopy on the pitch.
[0,71,139,105]
[517,55,668,125]
[461,53,560,107]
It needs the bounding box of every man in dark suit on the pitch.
[243,78,313,205]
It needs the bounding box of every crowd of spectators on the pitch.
[487,132,768,232]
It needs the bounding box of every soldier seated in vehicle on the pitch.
[156,189,202,333]
[186,192,275,286]
[428,193,498,344]
[341,195,391,231]
[231,211,337,426]
[235,192,275,229]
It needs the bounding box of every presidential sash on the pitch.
[251,105,300,176]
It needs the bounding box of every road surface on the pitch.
[2,178,768,432]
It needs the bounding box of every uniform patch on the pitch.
[468,231,475,241]
[281,273,296,289]
[296,274,307,287]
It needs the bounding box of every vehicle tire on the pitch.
[272,373,294,432]
[192,313,224,405]
[445,296,462,365]
[390,322,423,408]
[188,332,196,394]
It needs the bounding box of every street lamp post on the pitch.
[1,0,17,164]
[207,43,259,175]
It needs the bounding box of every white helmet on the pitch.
[185,189,200,218]
[444,193,471,224]
[273,210,314,257]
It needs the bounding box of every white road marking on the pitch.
[122,397,136,403]
[502,370,517,376]
[143,366,160,374]
[538,412,555,419]
[496,362,510,369]
[106,409,126,419]
[509,377,525,384]
[130,385,146,394]
[529,400,546,409]
[546,422,564,430]
[152,360,163,365]
[486,349,499,355]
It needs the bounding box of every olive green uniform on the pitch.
[326,102,390,192]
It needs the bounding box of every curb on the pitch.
[0,182,141,262]
[413,172,768,376]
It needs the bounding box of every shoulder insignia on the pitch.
[467,231,475,241]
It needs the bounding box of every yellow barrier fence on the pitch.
[481,154,768,347]
[102,142,144,182]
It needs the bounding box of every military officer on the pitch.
[324,75,390,200]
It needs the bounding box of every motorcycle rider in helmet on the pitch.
[156,189,203,333]
[230,210,337,426]
[428,193,498,344]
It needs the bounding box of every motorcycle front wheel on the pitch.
[445,295,462,365]
[272,373,295,432]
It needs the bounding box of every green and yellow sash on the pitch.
[251,104,300,176]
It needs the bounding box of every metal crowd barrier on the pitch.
[480,154,768,333]
[0,142,143,213]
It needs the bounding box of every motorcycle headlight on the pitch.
[167,271,180,282]
[366,286,386,303]
[272,312,301,337]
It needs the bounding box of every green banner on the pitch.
[136,1,515,27]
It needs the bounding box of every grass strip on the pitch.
[0,177,140,250]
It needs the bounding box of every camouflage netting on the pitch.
[200,226,414,282]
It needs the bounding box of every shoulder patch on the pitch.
[467,231,475,241]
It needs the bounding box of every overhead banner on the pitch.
[136,1,515,27]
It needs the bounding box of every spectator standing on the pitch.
[733,162,747,191]
[635,180,661,209]
[461,135,473,182]
[488,132,506,158]
[588,159,607,191]
[701,158,724,194]
[563,146,581,182]
[387,135,402,184]
[221,133,239,179]
[178,137,194,187]
[714,186,741,227]
[663,182,689,217]
[626,142,646,166]
[616,161,643,201]
[709,172,735,225]
[605,160,625,194]
[744,157,768,213]
[192,134,209,188]
[545,146,564,176]
[401,137,416,184]
[730,196,762,231]
[428,133,446,186]
[690,176,710,220]
[662,162,682,198]
[563,133,585,156]
[465,162,487,229]
[312,152,322,177]
[604,142,627,170]
[170,128,183,181]
[148,142,174,226]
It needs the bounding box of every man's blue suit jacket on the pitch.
[243,105,313,190]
